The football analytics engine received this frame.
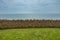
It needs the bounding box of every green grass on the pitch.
[0,28,60,40]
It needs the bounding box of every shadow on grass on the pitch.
[0,26,60,30]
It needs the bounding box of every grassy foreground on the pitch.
[0,28,60,40]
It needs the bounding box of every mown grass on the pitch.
[0,28,60,40]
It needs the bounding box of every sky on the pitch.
[0,0,60,14]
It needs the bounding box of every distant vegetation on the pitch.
[0,20,60,28]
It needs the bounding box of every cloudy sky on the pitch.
[0,0,60,14]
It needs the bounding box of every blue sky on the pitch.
[0,0,60,14]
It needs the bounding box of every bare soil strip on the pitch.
[0,20,60,28]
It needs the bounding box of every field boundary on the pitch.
[0,20,60,28]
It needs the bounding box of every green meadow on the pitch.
[0,28,60,40]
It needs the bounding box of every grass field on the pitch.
[0,28,60,40]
